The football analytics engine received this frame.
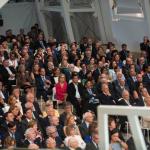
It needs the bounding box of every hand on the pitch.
[116,137,122,143]
[45,80,51,84]
[10,74,15,78]
[133,91,139,99]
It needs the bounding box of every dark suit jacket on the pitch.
[23,137,42,148]
[21,118,30,134]
[140,42,150,51]
[85,141,99,150]
[98,93,116,105]
[34,40,47,50]
[117,98,138,106]
[119,50,129,61]
[127,76,137,93]
[82,88,99,114]
[66,82,84,104]
[143,73,150,92]
[33,101,42,116]
[0,65,16,85]
[1,128,23,147]
[35,75,51,91]
[92,68,101,82]
[35,75,53,100]
[79,122,91,142]
[112,80,129,99]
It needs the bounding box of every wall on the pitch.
[112,19,149,52]
[0,2,38,35]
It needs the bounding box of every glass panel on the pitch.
[44,12,68,43]
[69,0,93,9]
[44,0,61,6]
[8,0,35,2]
[70,12,101,42]
[111,0,144,21]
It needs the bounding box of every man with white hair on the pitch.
[23,128,42,148]
[46,126,63,148]
[50,116,65,140]
[117,90,137,106]
[117,90,138,133]
[79,111,94,143]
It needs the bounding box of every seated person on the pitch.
[63,114,81,136]
[109,128,128,150]
[64,126,86,150]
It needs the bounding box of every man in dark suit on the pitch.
[35,67,53,101]
[82,47,92,65]
[80,37,88,53]
[113,77,129,99]
[1,121,23,147]
[127,68,138,94]
[140,36,150,60]
[98,83,116,105]
[85,131,100,150]
[0,59,16,92]
[0,111,14,133]
[117,90,139,132]
[66,73,84,118]
[83,80,99,115]
[21,108,35,134]
[117,90,137,106]
[79,111,94,143]
[143,65,150,92]
[92,60,103,82]
[119,43,129,61]
[34,34,47,50]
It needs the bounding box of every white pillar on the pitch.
[35,0,49,41]
[143,0,150,37]
[0,0,9,9]
[60,0,75,42]
[93,0,107,42]
[97,0,115,42]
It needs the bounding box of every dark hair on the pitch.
[108,116,116,126]
[8,121,16,128]
[71,72,78,79]
[121,43,127,48]
[4,111,12,119]
[24,108,32,114]
[110,128,119,137]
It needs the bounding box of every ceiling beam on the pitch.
[0,0,9,9]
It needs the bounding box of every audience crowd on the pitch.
[0,24,150,150]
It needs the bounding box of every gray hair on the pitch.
[46,126,56,136]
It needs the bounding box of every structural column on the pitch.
[35,0,49,41]
[143,0,150,37]
[96,0,115,42]
[60,0,75,42]
[0,0,9,9]
[93,0,107,42]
